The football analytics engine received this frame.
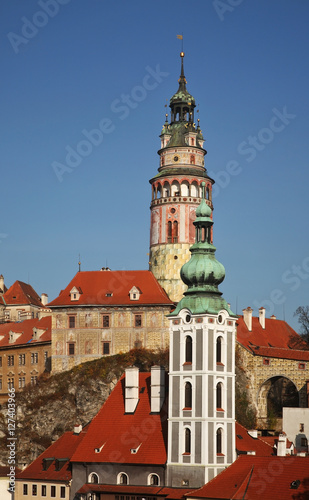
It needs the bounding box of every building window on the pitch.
[299,363,306,370]
[301,437,308,447]
[184,382,192,409]
[134,314,142,328]
[8,355,14,366]
[148,474,160,486]
[68,343,75,356]
[185,336,192,363]
[184,428,191,454]
[19,377,25,389]
[41,485,47,496]
[216,382,223,409]
[32,484,37,496]
[103,315,110,328]
[118,473,128,485]
[31,376,38,385]
[19,354,26,365]
[8,378,14,390]
[60,486,66,498]
[89,472,99,484]
[103,342,110,355]
[300,423,304,432]
[263,358,270,366]
[69,316,76,328]
[51,485,56,497]
[31,352,38,364]
[190,154,195,164]
[216,428,223,455]
[0,356,2,367]
[216,337,222,364]
[44,351,48,362]
[0,379,2,390]
[23,484,28,495]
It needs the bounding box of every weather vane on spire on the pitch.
[176,33,184,54]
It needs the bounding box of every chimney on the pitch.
[73,423,82,434]
[125,366,139,413]
[248,429,258,439]
[0,275,4,295]
[151,365,165,412]
[270,315,276,320]
[277,433,287,457]
[243,307,253,331]
[41,293,48,306]
[259,307,266,329]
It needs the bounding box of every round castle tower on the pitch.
[149,52,214,302]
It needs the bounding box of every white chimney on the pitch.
[259,307,266,329]
[277,433,287,456]
[243,307,253,331]
[41,293,48,306]
[270,315,276,320]
[248,429,258,439]
[0,274,4,295]
[151,365,165,413]
[125,366,139,413]
[73,423,82,434]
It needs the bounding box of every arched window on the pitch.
[148,474,160,486]
[173,220,178,242]
[190,154,195,164]
[88,472,99,484]
[185,382,192,408]
[216,428,223,454]
[216,382,223,409]
[185,336,192,363]
[185,428,191,454]
[216,337,222,364]
[167,221,172,243]
[117,473,128,485]
[206,186,210,200]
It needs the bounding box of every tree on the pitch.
[294,306,309,343]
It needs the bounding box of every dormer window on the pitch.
[70,286,81,301]
[129,286,141,301]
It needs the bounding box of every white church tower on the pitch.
[167,183,237,487]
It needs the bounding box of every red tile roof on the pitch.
[78,484,193,499]
[237,316,309,361]
[188,455,309,499]
[0,316,51,347]
[235,422,274,456]
[48,271,173,307]
[3,281,42,307]
[17,428,87,482]
[71,372,168,464]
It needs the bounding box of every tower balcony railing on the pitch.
[151,195,212,207]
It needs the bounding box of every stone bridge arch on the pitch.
[257,375,299,428]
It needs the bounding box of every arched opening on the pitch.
[216,337,223,364]
[185,382,192,408]
[185,336,192,363]
[118,473,128,485]
[184,428,191,454]
[191,182,198,197]
[171,181,180,196]
[216,428,223,454]
[88,472,99,484]
[267,376,299,419]
[156,184,162,199]
[148,474,160,486]
[167,221,172,243]
[181,181,190,196]
[173,220,178,242]
[206,186,210,200]
[216,382,223,409]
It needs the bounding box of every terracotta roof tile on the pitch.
[188,455,309,499]
[48,271,173,307]
[78,484,194,498]
[0,316,51,347]
[3,281,42,307]
[237,316,309,361]
[235,422,274,456]
[71,372,168,464]
[17,429,87,482]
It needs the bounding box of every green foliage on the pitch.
[235,387,256,429]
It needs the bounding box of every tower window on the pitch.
[185,336,192,363]
[69,316,76,328]
[216,337,223,364]
[216,382,223,410]
[216,428,223,455]
[118,473,128,485]
[168,221,172,243]
[134,314,142,327]
[190,154,195,164]
[148,474,160,486]
[184,382,192,409]
[173,220,178,242]
[89,472,99,484]
[184,428,191,454]
[103,315,110,328]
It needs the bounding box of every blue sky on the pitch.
[1,0,308,332]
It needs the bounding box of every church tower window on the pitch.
[184,382,192,408]
[185,336,192,363]
[184,428,191,454]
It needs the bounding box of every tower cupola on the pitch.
[170,52,196,125]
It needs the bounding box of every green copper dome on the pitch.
[170,182,236,317]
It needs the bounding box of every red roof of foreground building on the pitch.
[3,281,42,307]
[17,428,88,482]
[0,316,51,347]
[237,316,309,361]
[188,455,309,499]
[48,270,173,307]
[78,484,194,499]
[71,372,168,464]
[235,422,274,456]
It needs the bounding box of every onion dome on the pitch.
[170,182,236,316]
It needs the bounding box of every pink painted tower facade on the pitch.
[149,53,214,302]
